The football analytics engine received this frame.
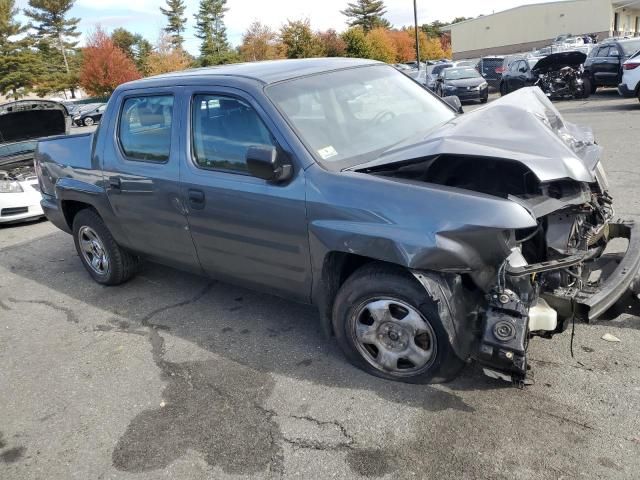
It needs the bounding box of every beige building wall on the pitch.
[450,0,624,59]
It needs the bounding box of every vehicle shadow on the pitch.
[0,232,505,414]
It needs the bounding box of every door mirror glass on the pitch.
[442,95,464,114]
[246,145,293,182]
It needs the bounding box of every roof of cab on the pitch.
[129,58,381,87]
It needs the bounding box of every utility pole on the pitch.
[413,0,421,71]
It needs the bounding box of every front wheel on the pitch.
[499,82,507,96]
[72,209,139,285]
[332,264,465,384]
[83,117,94,127]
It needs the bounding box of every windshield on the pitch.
[444,67,480,80]
[621,39,640,56]
[431,63,453,76]
[266,65,455,170]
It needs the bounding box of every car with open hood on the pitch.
[0,100,70,224]
[500,51,588,99]
[34,58,640,386]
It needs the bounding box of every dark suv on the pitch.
[584,38,640,92]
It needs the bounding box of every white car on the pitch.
[0,100,70,224]
[618,49,640,102]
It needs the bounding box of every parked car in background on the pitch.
[406,67,427,87]
[393,63,412,71]
[435,66,489,103]
[500,57,540,95]
[584,37,640,93]
[72,103,106,127]
[478,55,506,89]
[0,100,70,224]
[426,62,454,90]
[618,49,640,102]
[453,59,479,68]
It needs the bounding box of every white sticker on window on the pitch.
[318,145,338,160]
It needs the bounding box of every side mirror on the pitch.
[246,145,293,183]
[442,95,464,114]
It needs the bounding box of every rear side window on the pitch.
[191,95,275,173]
[119,95,173,162]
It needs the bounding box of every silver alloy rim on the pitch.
[78,226,109,275]
[84,117,93,126]
[351,298,437,377]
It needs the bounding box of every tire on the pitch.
[499,82,507,96]
[332,264,465,384]
[582,76,594,97]
[72,209,139,285]
[480,96,488,104]
[83,117,94,127]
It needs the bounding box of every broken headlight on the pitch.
[0,180,24,193]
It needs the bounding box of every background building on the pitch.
[447,0,640,59]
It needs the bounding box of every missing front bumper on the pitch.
[573,221,640,321]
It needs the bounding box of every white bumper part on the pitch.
[0,180,44,223]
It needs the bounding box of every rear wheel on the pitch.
[332,264,465,384]
[582,77,593,97]
[72,209,139,285]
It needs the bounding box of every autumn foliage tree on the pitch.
[145,32,193,76]
[80,27,141,96]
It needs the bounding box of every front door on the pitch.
[179,88,311,302]
[102,89,201,272]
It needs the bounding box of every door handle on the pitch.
[108,176,121,190]
[188,189,205,210]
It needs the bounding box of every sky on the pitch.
[14,0,561,55]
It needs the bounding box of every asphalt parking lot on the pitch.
[1,90,640,480]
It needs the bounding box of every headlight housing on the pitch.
[0,180,24,193]
[479,82,488,89]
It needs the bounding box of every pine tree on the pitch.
[194,0,232,66]
[341,0,391,32]
[160,0,187,49]
[23,0,80,76]
[0,0,42,99]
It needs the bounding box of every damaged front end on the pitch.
[353,88,640,385]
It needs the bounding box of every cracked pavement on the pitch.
[1,91,640,479]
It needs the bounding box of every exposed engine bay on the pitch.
[0,160,37,182]
[357,148,638,386]
[532,51,588,100]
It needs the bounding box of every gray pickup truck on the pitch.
[36,58,640,386]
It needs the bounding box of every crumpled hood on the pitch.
[0,100,69,162]
[352,87,601,183]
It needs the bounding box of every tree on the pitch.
[341,27,372,59]
[145,31,192,76]
[387,29,414,62]
[111,28,138,60]
[24,0,79,74]
[111,28,154,74]
[160,0,187,49]
[317,29,346,57]
[280,19,324,59]
[79,27,140,96]
[421,20,447,39]
[0,0,42,99]
[341,0,390,32]
[450,16,471,24]
[240,21,283,62]
[366,28,395,63]
[194,0,234,66]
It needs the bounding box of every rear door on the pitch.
[592,46,620,85]
[179,87,311,302]
[102,88,201,272]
